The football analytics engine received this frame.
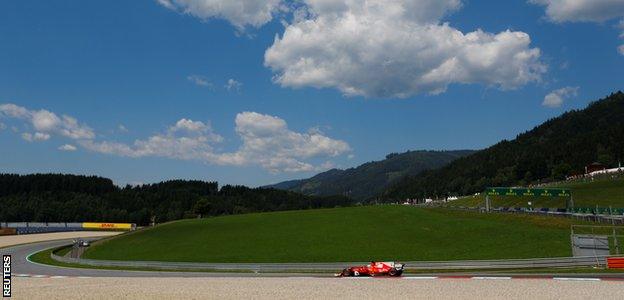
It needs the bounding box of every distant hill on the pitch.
[384,91,624,201]
[266,150,475,200]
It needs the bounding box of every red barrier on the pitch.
[607,257,624,269]
[0,228,16,236]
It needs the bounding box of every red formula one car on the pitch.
[338,262,405,277]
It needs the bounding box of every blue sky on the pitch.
[1,0,623,187]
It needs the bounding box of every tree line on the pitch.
[0,174,354,224]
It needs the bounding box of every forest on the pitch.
[0,174,354,224]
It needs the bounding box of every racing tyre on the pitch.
[388,268,403,277]
[341,269,352,277]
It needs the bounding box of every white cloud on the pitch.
[80,118,223,160]
[58,115,95,139]
[223,112,351,172]
[157,0,285,31]
[0,104,95,140]
[187,75,214,88]
[0,122,5,130]
[542,86,579,108]
[31,110,60,132]
[171,118,210,133]
[620,20,624,55]
[529,0,624,23]
[118,124,128,133]
[58,144,77,151]
[225,79,243,92]
[81,112,350,173]
[21,133,32,142]
[2,103,350,173]
[21,132,51,142]
[530,0,624,55]
[265,0,545,98]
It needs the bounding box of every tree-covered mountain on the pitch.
[384,91,624,201]
[0,174,353,224]
[267,150,475,200]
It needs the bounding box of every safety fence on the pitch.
[443,206,624,225]
[51,253,612,272]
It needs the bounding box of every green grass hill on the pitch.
[84,205,586,263]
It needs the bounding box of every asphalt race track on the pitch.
[2,238,317,278]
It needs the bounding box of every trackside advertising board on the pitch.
[485,187,571,198]
[82,222,133,230]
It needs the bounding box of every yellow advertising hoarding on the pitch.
[82,222,133,230]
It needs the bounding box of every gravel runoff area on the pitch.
[10,277,624,300]
[0,231,121,248]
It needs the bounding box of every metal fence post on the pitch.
[614,228,620,255]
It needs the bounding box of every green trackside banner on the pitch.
[485,187,571,198]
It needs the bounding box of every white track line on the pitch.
[472,277,513,280]
[13,274,92,279]
[553,277,601,281]
[404,276,439,280]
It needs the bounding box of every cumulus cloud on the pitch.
[80,118,223,160]
[21,132,51,142]
[157,0,285,31]
[187,75,214,88]
[223,112,351,172]
[529,0,624,23]
[620,20,624,55]
[0,104,95,140]
[2,103,350,173]
[542,86,579,108]
[264,0,545,98]
[58,144,77,151]
[82,112,350,173]
[225,79,243,92]
[530,0,624,54]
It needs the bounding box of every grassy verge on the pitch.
[84,205,594,263]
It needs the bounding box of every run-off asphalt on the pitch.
[10,277,624,300]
